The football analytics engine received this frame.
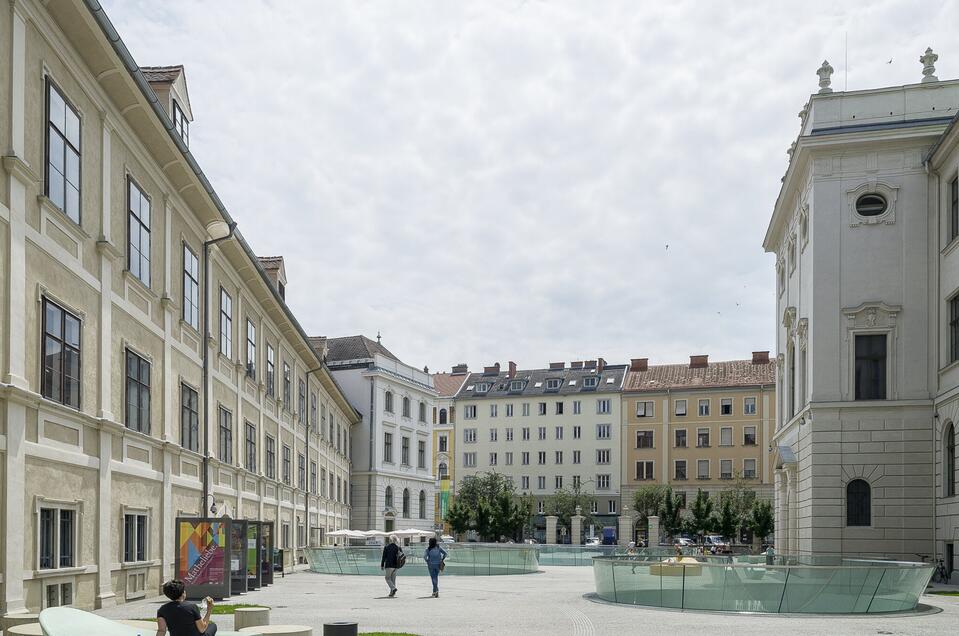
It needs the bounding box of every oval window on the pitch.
[855,193,887,217]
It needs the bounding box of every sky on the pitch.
[102,0,959,372]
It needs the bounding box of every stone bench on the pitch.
[240,626,312,636]
[118,619,161,631]
[0,614,40,632]
[234,607,270,630]
[36,607,251,636]
[6,623,42,635]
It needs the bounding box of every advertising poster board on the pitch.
[230,519,248,595]
[439,477,450,520]
[175,517,231,600]
[260,521,274,585]
[246,521,261,590]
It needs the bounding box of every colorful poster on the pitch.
[439,477,450,520]
[246,523,259,577]
[178,521,226,586]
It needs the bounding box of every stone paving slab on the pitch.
[95,567,959,635]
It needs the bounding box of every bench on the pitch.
[240,626,312,636]
[234,607,271,630]
[0,614,40,632]
[6,623,42,635]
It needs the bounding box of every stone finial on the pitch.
[575,505,582,516]
[817,60,834,94]
[920,47,939,83]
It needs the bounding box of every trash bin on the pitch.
[323,622,358,636]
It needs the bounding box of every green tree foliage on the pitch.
[747,500,775,542]
[445,499,473,537]
[689,489,715,536]
[543,484,597,533]
[633,484,669,526]
[445,472,530,541]
[659,488,684,540]
[719,474,759,532]
[714,496,738,540]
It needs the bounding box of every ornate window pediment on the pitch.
[841,301,901,329]
[846,180,899,227]
[782,306,797,332]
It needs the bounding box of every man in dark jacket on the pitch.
[380,535,403,597]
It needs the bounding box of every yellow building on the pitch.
[431,365,468,532]
[621,353,776,540]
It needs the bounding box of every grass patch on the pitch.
[359,633,421,636]
[133,603,270,622]
[929,590,959,596]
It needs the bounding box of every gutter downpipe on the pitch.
[927,158,941,565]
[303,367,324,547]
[202,222,237,514]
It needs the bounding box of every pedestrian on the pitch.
[380,535,403,597]
[626,541,638,557]
[423,537,447,598]
[155,579,217,636]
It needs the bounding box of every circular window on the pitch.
[855,193,887,217]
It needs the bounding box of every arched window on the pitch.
[402,488,410,518]
[438,462,448,479]
[385,486,393,509]
[439,408,448,425]
[384,391,393,413]
[945,423,956,498]
[403,397,411,418]
[419,490,426,519]
[846,479,871,526]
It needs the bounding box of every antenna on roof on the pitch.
[377,331,381,344]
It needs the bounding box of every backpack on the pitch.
[396,549,406,569]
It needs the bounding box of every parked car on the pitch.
[440,535,455,543]
[704,535,730,553]
[585,537,600,546]
[673,537,694,547]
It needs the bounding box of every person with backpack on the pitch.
[380,535,404,597]
[423,537,447,598]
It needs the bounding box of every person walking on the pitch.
[380,535,403,597]
[155,579,217,636]
[423,537,447,598]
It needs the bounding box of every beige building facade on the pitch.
[0,0,356,614]
[431,365,468,533]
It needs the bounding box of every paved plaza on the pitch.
[95,566,959,635]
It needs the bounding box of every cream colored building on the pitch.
[621,354,776,542]
[431,364,469,532]
[453,360,626,540]
[0,0,356,614]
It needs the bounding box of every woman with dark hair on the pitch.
[156,579,217,635]
[423,537,447,598]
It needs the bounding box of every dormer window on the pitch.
[582,376,599,389]
[545,379,561,392]
[475,382,491,394]
[509,380,524,392]
[172,100,189,146]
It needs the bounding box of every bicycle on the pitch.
[932,559,950,584]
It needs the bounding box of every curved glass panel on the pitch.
[305,544,539,576]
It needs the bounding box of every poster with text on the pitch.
[178,520,227,586]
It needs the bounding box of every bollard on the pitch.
[323,621,358,636]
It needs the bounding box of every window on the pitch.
[245,422,256,472]
[537,476,546,490]
[538,451,546,465]
[572,475,581,489]
[596,424,611,440]
[464,404,476,419]
[674,429,687,448]
[597,399,612,414]
[608,500,617,514]
[698,399,710,416]
[505,404,514,417]
[438,434,448,453]
[951,296,959,364]
[743,459,757,479]
[538,402,547,416]
[385,391,394,413]
[636,461,653,480]
[555,402,564,415]
[675,399,687,416]
[182,244,199,330]
[490,404,498,418]
[847,479,871,526]
[720,427,733,447]
[45,80,82,223]
[179,384,199,452]
[42,298,81,409]
[522,452,530,465]
[401,437,410,465]
[855,193,887,217]
[509,380,524,392]
[573,400,581,414]
[217,288,232,357]
[636,431,653,449]
[39,507,75,569]
[597,449,611,464]
[282,445,291,484]
[675,460,687,480]
[298,453,306,490]
[951,177,959,242]
[583,376,599,389]
[240,320,255,379]
[298,379,306,424]
[464,428,476,443]
[385,486,394,509]
[172,100,189,145]
[744,397,757,415]
[505,427,514,441]
[505,451,513,465]
[597,474,610,490]
[590,501,598,514]
[489,452,498,466]
[438,462,448,479]
[744,426,757,446]
[573,425,581,439]
[464,452,477,467]
[403,397,411,418]
[125,350,151,433]
[555,476,563,490]
[419,490,427,519]
[283,363,291,409]
[123,512,148,563]
[475,382,491,393]
[522,427,530,441]
[636,401,654,417]
[384,432,393,462]
[697,428,710,448]
[265,436,276,479]
[855,334,887,400]
[555,450,563,464]
[546,378,561,391]
[311,392,318,427]
[522,403,530,416]
[266,345,275,396]
[720,398,733,415]
[521,476,530,490]
[573,450,581,464]
[538,426,547,440]
[126,178,152,285]
[697,459,710,479]
[720,459,733,479]
[310,461,318,493]
[944,423,956,497]
[418,440,426,468]
[218,407,233,464]
[555,426,564,440]
[419,401,427,422]
[490,428,498,442]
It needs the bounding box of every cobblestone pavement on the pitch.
[97,566,959,635]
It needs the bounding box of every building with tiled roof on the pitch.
[324,334,400,366]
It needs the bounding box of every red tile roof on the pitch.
[432,372,468,397]
[624,358,775,392]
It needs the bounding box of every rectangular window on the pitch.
[720,398,733,415]
[698,399,710,416]
[951,176,959,242]
[675,399,687,416]
[505,451,513,465]
[636,401,654,417]
[555,426,563,440]
[310,461,317,493]
[538,402,547,416]
[546,378,561,391]
[674,429,687,448]
[464,405,477,419]
[538,426,547,440]
[538,451,546,465]
[744,458,757,479]
[675,460,687,480]
[298,453,306,490]
[597,399,612,414]
[555,450,563,464]
[522,427,530,441]
[590,501,598,514]
[245,320,256,379]
[720,427,733,446]
[697,428,710,448]
[419,401,427,422]
[635,461,653,480]
[282,445,291,484]
[697,459,710,479]
[42,298,81,409]
[218,407,233,464]
[537,476,546,490]
[172,100,189,145]
[572,450,581,464]
[521,476,529,490]
[489,452,497,466]
[505,427,514,441]
[596,474,610,490]
[744,426,757,446]
[266,345,275,396]
[311,392,318,427]
[596,424,611,439]
[127,179,152,285]
[555,401,564,415]
[573,400,581,414]
[509,380,524,392]
[298,379,306,424]
[522,451,530,465]
[573,425,581,439]
[219,288,232,357]
[855,334,887,400]
[182,244,199,330]
[265,436,276,479]
[321,468,327,497]
[464,452,476,467]
[522,403,530,416]
[720,459,733,479]
[39,507,75,569]
[608,500,617,514]
[555,476,563,489]
[123,513,147,563]
[506,404,514,417]
[384,432,394,462]
[125,349,151,433]
[401,436,410,465]
[597,449,611,464]
[283,363,291,409]
[636,431,653,449]
[180,384,199,452]
[572,475,581,489]
[490,428,498,442]
[418,440,426,468]
[45,80,81,223]
[464,428,477,443]
[744,397,757,415]
[490,404,498,418]
[438,435,448,453]
[951,296,959,364]
[245,422,256,472]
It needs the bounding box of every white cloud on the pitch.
[102,0,959,370]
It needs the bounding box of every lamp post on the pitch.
[201,220,236,516]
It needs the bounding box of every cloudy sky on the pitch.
[103,0,959,372]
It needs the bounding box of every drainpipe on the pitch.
[303,366,324,546]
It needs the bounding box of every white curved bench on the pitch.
[6,623,42,635]
[0,614,40,631]
[234,607,270,629]
[38,607,252,636]
[239,626,312,635]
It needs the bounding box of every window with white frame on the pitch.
[608,500,617,514]
[490,404,498,417]
[555,450,563,464]
[675,460,687,480]
[464,452,476,467]
[438,434,448,452]
[636,401,654,417]
[573,425,581,439]
[182,244,199,330]
[538,451,546,465]
[720,398,733,415]
[219,288,232,357]
[384,432,393,462]
[743,426,757,446]
[418,440,426,468]
[697,459,710,479]
[521,475,530,490]
[172,100,189,145]
[744,397,757,415]
[509,380,524,392]
[583,376,599,389]
[597,449,611,464]
[596,474,610,489]
[720,459,733,479]
[521,402,530,416]
[538,402,547,416]
[572,475,581,488]
[123,511,148,563]
[573,400,582,414]
[505,427,514,441]
[590,501,598,514]
[555,425,563,440]
[636,461,653,480]
[522,451,530,465]
[743,458,757,479]
[538,500,545,514]
[697,428,710,447]
[505,451,513,465]
[464,405,477,419]
[674,429,687,448]
[44,581,74,609]
[675,399,687,416]
[555,476,563,489]
[490,428,498,442]
[38,504,76,569]
[282,363,291,410]
[464,428,477,443]
[506,404,514,417]
[596,424,611,440]
[698,399,710,416]
[597,398,612,414]
[489,452,497,466]
[403,396,411,418]
[720,427,733,447]
[538,476,546,490]
[546,378,562,391]
[522,427,530,441]
[573,450,581,464]
[538,426,547,440]
[636,430,653,448]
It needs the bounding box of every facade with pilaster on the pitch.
[0,0,356,614]
[431,365,468,533]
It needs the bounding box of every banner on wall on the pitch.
[439,477,450,520]
[175,517,231,600]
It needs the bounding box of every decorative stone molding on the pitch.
[842,301,901,330]
[797,318,809,351]
[846,180,899,227]
[782,306,797,333]
[817,60,834,94]
[776,353,785,370]
[920,47,939,83]
[840,302,902,400]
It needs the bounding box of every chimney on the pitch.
[508,361,517,378]
[451,363,468,375]
[690,355,709,369]
[570,361,584,369]
[584,360,597,370]
[483,362,501,374]
[597,357,607,373]
[752,351,770,364]
[630,358,648,372]
[549,362,565,370]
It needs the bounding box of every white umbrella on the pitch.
[395,528,436,537]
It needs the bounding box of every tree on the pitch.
[720,474,759,534]
[445,499,473,537]
[714,496,737,541]
[633,484,669,527]
[689,489,714,537]
[747,500,775,543]
[659,488,684,540]
[543,484,597,537]
[443,471,530,541]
